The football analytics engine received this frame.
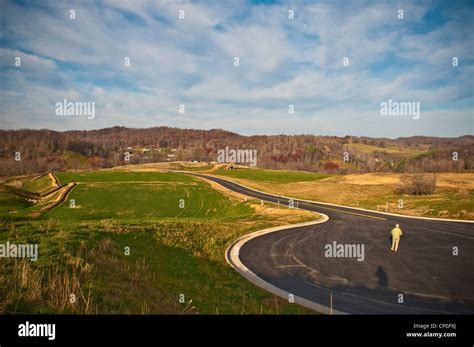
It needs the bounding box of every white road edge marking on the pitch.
[182,171,474,224]
[169,170,473,313]
[225,214,348,315]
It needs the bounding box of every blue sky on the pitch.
[0,0,473,137]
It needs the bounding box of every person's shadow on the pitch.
[375,266,388,287]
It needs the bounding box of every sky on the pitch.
[0,0,473,137]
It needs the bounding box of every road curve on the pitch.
[188,172,474,314]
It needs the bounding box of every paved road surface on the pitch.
[192,173,474,314]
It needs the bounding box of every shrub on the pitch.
[396,173,438,195]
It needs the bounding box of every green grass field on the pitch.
[0,169,316,314]
[213,167,331,183]
[55,171,195,184]
[46,172,253,221]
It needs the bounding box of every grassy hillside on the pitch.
[0,185,34,215]
[0,170,318,314]
[343,143,425,156]
[22,173,58,195]
[212,167,331,183]
[0,182,75,220]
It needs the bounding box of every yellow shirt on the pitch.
[391,227,403,239]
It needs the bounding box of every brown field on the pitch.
[209,171,474,220]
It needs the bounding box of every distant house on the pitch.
[225,162,235,170]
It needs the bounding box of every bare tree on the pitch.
[396,173,439,195]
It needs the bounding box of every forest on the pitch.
[0,126,472,176]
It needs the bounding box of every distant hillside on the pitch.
[0,126,472,176]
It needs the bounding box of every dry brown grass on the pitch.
[436,173,474,189]
[0,240,122,314]
[2,259,93,314]
[337,172,474,189]
[209,172,474,219]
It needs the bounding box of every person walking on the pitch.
[391,224,403,252]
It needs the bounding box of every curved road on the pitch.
[191,173,474,314]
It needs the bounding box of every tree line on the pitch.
[0,127,472,176]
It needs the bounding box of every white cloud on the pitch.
[0,0,472,137]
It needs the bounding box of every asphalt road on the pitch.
[193,173,474,314]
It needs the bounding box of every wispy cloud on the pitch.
[0,0,472,137]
